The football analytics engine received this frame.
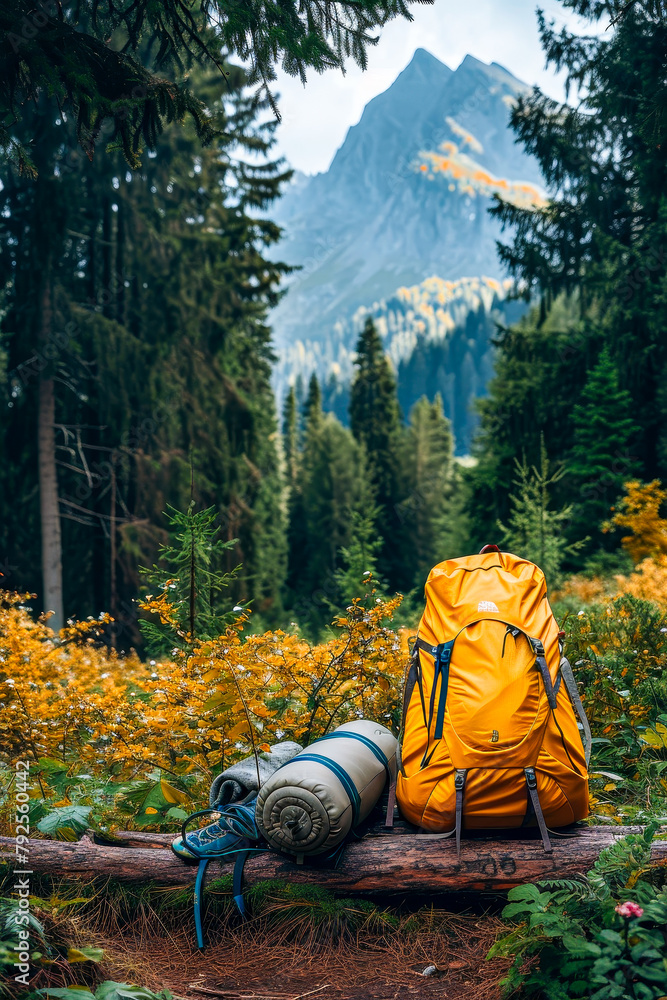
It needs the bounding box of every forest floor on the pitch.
[86,908,509,1000]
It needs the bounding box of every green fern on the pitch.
[536,878,596,907]
[587,823,657,896]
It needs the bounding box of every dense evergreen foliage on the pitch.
[569,347,640,546]
[349,318,407,590]
[0,62,291,638]
[1,0,426,175]
[468,0,667,562]
[283,321,466,635]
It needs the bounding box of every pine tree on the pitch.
[467,296,598,551]
[286,385,365,635]
[282,386,299,489]
[349,317,407,589]
[569,347,640,541]
[0,61,291,638]
[332,463,384,605]
[400,395,459,585]
[498,438,585,586]
[304,373,322,425]
[2,0,424,175]
[139,502,240,655]
[488,1,667,481]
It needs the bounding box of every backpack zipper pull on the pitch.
[501,626,510,658]
[501,625,521,658]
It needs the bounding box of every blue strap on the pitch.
[192,843,267,946]
[315,731,389,773]
[233,849,251,917]
[433,639,455,740]
[194,857,209,950]
[181,799,265,948]
[419,637,456,767]
[295,753,361,827]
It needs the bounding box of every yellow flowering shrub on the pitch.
[555,556,667,613]
[0,589,408,833]
[615,554,667,610]
[603,479,667,562]
[551,574,614,606]
[563,595,667,823]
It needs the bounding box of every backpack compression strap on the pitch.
[528,638,557,709]
[397,639,426,777]
[454,768,468,857]
[558,656,592,766]
[412,637,456,766]
[414,630,559,747]
[524,767,552,853]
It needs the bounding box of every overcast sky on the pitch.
[271,1,599,175]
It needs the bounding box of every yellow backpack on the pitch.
[396,545,590,853]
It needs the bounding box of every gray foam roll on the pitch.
[255,720,398,857]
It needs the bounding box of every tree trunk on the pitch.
[38,279,63,632]
[109,453,117,649]
[2,827,663,896]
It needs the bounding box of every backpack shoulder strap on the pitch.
[397,638,428,775]
[559,655,592,766]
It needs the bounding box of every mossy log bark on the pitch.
[1,826,664,895]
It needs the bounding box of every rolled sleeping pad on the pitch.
[208,740,303,808]
[255,720,398,858]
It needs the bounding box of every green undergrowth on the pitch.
[0,868,404,936]
[490,825,667,999]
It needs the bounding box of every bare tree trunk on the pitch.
[38,279,63,631]
[109,453,117,649]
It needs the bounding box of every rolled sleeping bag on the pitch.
[255,720,398,858]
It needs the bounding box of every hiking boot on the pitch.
[171,799,259,861]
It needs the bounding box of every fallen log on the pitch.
[1,827,664,895]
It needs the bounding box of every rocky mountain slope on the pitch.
[270,49,545,450]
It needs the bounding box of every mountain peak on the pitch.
[454,53,530,92]
[390,46,452,91]
[322,45,452,183]
[269,48,544,450]
[458,53,487,71]
[409,47,451,72]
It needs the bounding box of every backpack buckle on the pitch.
[524,766,537,790]
[454,769,467,790]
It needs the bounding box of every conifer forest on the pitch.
[2,2,667,999]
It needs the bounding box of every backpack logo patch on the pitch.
[477,600,499,613]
